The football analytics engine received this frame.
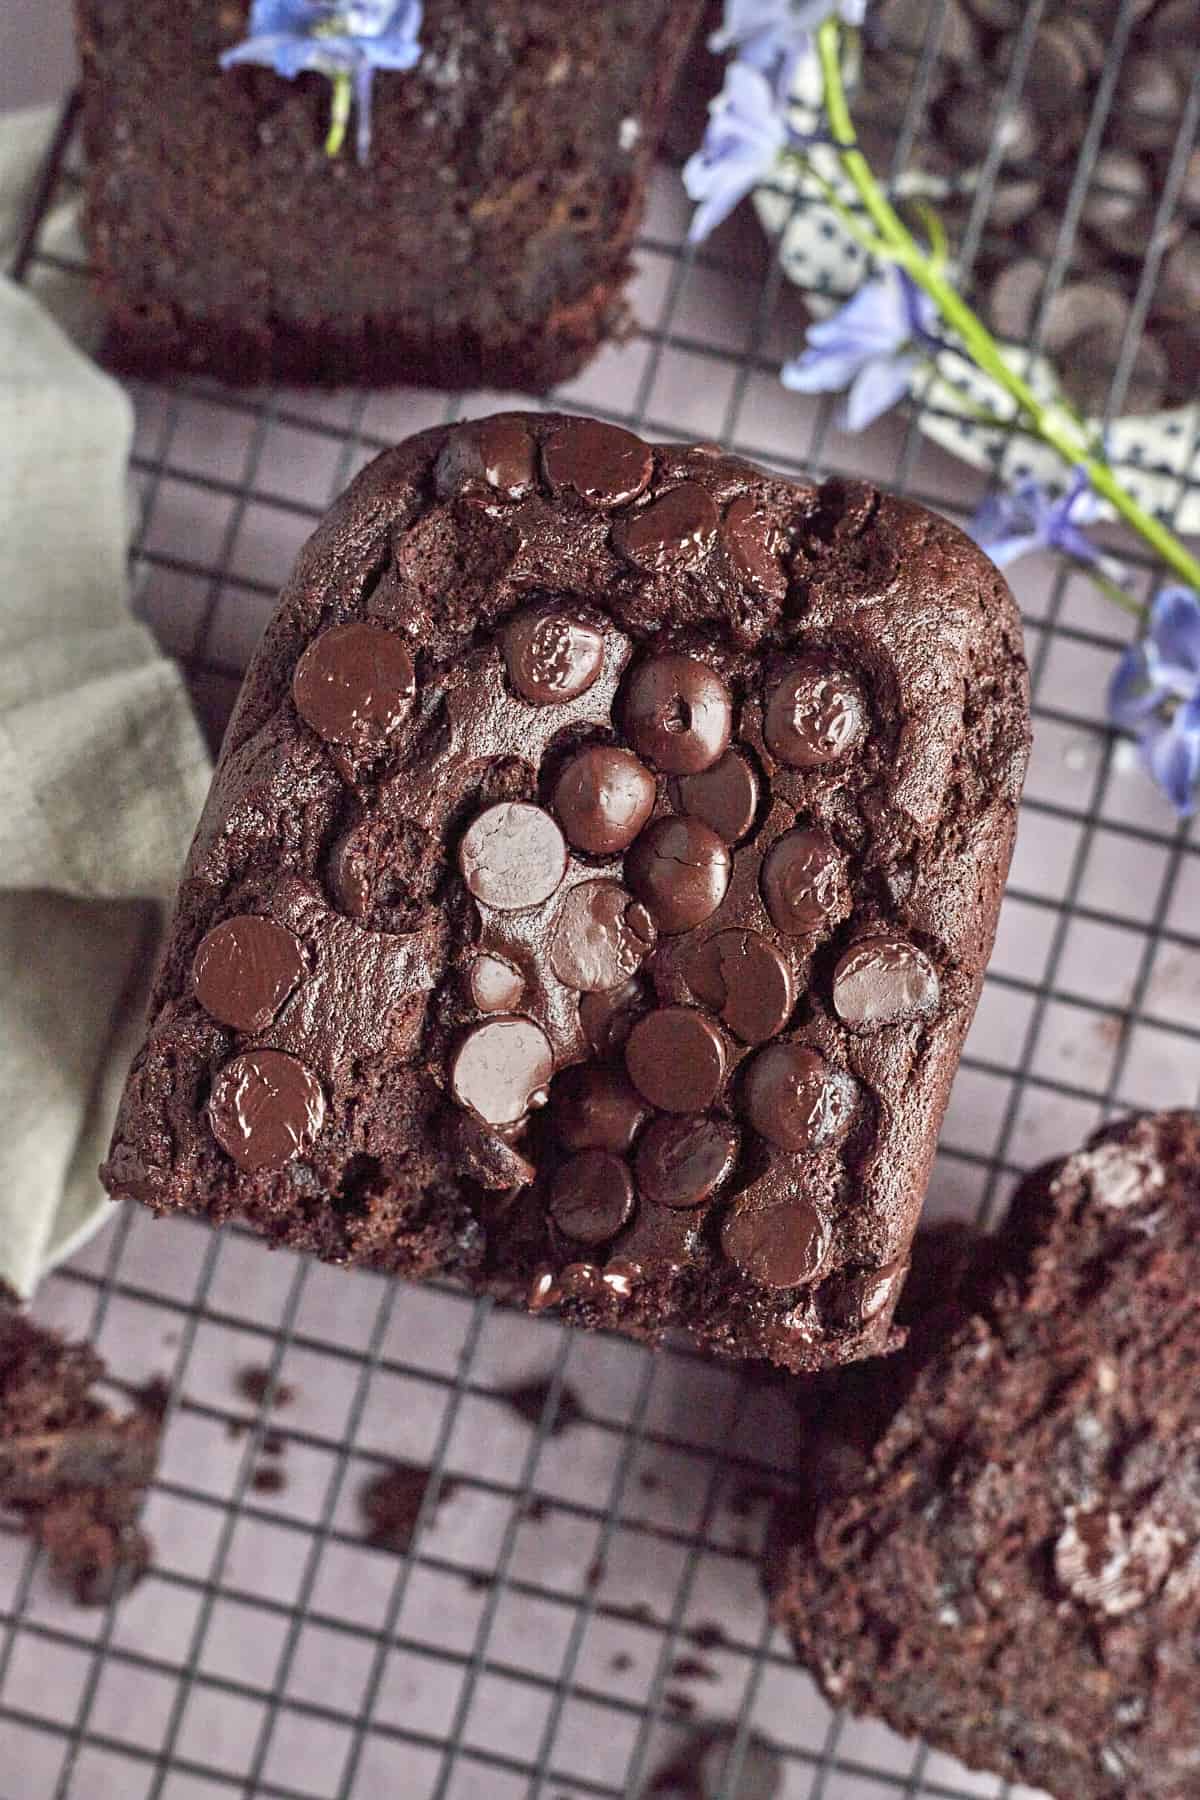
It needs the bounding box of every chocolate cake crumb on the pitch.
[360,1461,458,1554]
[499,1378,588,1436]
[671,1655,718,1682]
[610,1650,634,1673]
[235,1365,296,1410]
[647,1721,784,1798]
[686,1622,728,1653]
[251,1466,286,1495]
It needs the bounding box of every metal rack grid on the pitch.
[4,5,1200,1793]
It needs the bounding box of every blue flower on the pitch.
[968,469,1104,570]
[221,0,422,163]
[1109,586,1200,816]
[710,0,867,96]
[781,265,939,430]
[683,61,791,243]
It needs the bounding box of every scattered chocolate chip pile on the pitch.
[103,411,1029,1374]
[0,1310,163,1607]
[858,0,1199,412]
[771,1110,1200,1800]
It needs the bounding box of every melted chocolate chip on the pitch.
[450,1017,553,1126]
[469,954,525,1013]
[721,495,787,600]
[832,936,940,1030]
[553,746,656,855]
[435,416,538,501]
[541,418,653,509]
[550,1064,649,1153]
[192,916,307,1034]
[625,1008,727,1113]
[613,483,719,571]
[502,608,606,706]
[721,1175,830,1289]
[670,750,759,845]
[742,1044,857,1151]
[635,1115,738,1210]
[625,816,731,935]
[763,659,866,769]
[548,1150,636,1245]
[292,622,415,750]
[818,1258,906,1332]
[760,828,847,937]
[685,929,794,1044]
[550,880,656,992]
[208,1050,326,1173]
[624,654,733,775]
[458,802,567,912]
[580,978,645,1056]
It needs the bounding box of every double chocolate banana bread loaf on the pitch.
[73,1,702,388]
[102,412,1029,1372]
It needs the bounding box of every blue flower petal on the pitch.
[1108,644,1162,731]
[842,351,914,430]
[781,341,878,393]
[684,61,787,242]
[1149,585,1200,677]
[1145,718,1200,816]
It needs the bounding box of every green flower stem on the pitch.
[815,18,1200,596]
[325,71,352,157]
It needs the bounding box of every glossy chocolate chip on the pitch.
[209,1049,326,1173]
[763,659,866,769]
[502,608,606,706]
[624,654,733,775]
[721,495,787,599]
[458,802,567,912]
[685,930,795,1044]
[832,936,941,1030]
[553,746,656,855]
[742,1044,857,1152]
[635,1114,738,1210]
[580,978,645,1056]
[469,954,525,1013]
[549,880,656,992]
[819,1258,907,1332]
[625,1007,727,1113]
[548,1150,636,1245]
[192,916,306,1034]
[541,418,653,509]
[550,1064,649,1153]
[613,482,720,572]
[435,416,538,500]
[292,622,415,750]
[721,1176,830,1290]
[450,1017,553,1126]
[624,816,731,934]
[760,828,847,937]
[670,749,759,844]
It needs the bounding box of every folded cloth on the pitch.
[0,108,211,1299]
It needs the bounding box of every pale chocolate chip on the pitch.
[832,936,941,1030]
[469,954,525,1013]
[459,803,567,912]
[1080,149,1152,256]
[451,1018,553,1126]
[1115,53,1183,154]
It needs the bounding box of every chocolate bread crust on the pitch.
[772,1111,1200,1799]
[72,0,702,389]
[102,412,1028,1371]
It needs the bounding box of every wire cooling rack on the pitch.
[5,8,1200,1792]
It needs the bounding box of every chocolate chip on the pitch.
[580,978,645,1056]
[553,745,656,855]
[941,89,1038,167]
[1043,281,1129,357]
[818,1258,907,1332]
[550,1064,649,1153]
[192,915,306,1034]
[721,495,787,600]
[613,483,720,572]
[1023,20,1090,108]
[548,1150,636,1245]
[625,816,731,934]
[832,936,940,1030]
[670,749,759,845]
[635,1114,738,1210]
[760,828,847,938]
[742,1044,857,1151]
[720,1174,830,1289]
[458,802,567,911]
[1115,53,1182,154]
[435,416,538,501]
[450,1017,553,1126]
[452,1110,536,1190]
[469,954,525,1013]
[625,1008,727,1113]
[685,929,794,1043]
[209,1049,326,1173]
[549,879,656,991]
[502,607,606,706]
[292,622,415,750]
[763,659,866,770]
[1157,237,1200,322]
[541,418,653,509]
[986,257,1046,342]
[874,0,977,66]
[1080,149,1151,255]
[624,654,733,775]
